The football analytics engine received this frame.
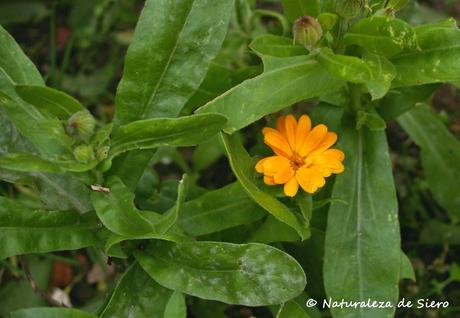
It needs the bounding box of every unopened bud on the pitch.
[73,144,95,163]
[96,146,110,161]
[293,16,323,49]
[336,0,364,18]
[67,110,96,141]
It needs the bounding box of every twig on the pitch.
[20,256,68,307]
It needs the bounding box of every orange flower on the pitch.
[255,114,345,197]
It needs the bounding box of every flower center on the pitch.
[290,152,305,171]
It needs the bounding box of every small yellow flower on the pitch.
[255,114,345,197]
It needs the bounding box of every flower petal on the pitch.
[284,177,299,197]
[296,166,326,193]
[295,115,311,152]
[284,114,297,150]
[264,175,276,185]
[276,116,287,136]
[298,124,328,157]
[274,165,295,184]
[262,155,290,176]
[255,158,268,173]
[323,148,345,161]
[263,127,293,158]
[313,153,345,173]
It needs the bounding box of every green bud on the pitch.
[386,0,409,10]
[73,144,95,163]
[336,0,364,18]
[100,158,113,172]
[67,110,96,141]
[96,146,110,161]
[293,16,323,49]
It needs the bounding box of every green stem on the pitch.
[349,83,362,112]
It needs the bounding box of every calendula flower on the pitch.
[255,114,345,197]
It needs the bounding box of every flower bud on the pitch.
[73,144,95,163]
[67,110,96,141]
[96,146,110,161]
[336,0,364,18]
[293,16,323,49]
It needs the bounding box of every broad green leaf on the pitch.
[277,301,310,318]
[356,110,387,131]
[397,104,460,221]
[15,85,84,119]
[0,84,73,158]
[135,240,306,306]
[91,176,154,236]
[317,48,372,83]
[221,133,309,240]
[363,52,396,100]
[35,172,92,213]
[0,152,98,173]
[196,56,343,133]
[391,18,460,87]
[10,308,96,318]
[109,113,227,159]
[100,263,183,318]
[280,0,320,21]
[114,0,235,125]
[164,292,187,318]
[0,25,43,86]
[324,119,400,318]
[192,135,225,171]
[0,197,103,259]
[250,35,307,57]
[156,174,188,234]
[344,16,417,57]
[400,251,415,281]
[378,84,437,121]
[178,182,266,236]
[250,215,301,244]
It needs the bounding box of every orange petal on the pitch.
[262,155,290,176]
[284,114,297,150]
[295,115,311,152]
[263,128,293,157]
[310,164,332,177]
[313,153,345,173]
[323,148,345,161]
[255,158,267,173]
[274,165,295,184]
[276,116,287,137]
[264,175,276,185]
[296,166,326,194]
[298,124,328,157]
[284,177,299,197]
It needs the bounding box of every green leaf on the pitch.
[10,308,96,318]
[100,263,184,318]
[156,174,188,234]
[0,85,73,159]
[344,16,417,57]
[196,56,343,133]
[135,240,306,306]
[91,176,154,236]
[378,84,438,121]
[109,113,227,159]
[221,133,309,240]
[317,48,372,83]
[397,104,460,221]
[164,292,186,318]
[0,25,44,86]
[391,18,460,87]
[400,251,415,281]
[0,197,103,259]
[280,0,320,21]
[356,110,387,131]
[15,85,84,119]
[324,119,401,318]
[114,0,235,125]
[250,35,307,57]
[362,52,396,100]
[250,215,301,244]
[178,182,266,236]
[277,301,310,318]
[0,152,99,173]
